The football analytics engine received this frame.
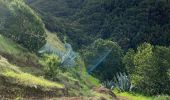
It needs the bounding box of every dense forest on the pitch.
[26,0,170,49]
[0,0,170,99]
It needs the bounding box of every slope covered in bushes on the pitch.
[1,0,170,99]
[0,35,115,99]
[0,0,46,52]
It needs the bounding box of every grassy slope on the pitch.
[0,35,116,99]
[0,1,116,99]
[46,30,65,52]
[0,34,114,99]
[0,34,41,67]
[116,92,153,100]
[0,35,65,99]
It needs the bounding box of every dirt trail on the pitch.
[118,96,132,100]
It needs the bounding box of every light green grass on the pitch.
[115,92,170,100]
[154,95,170,100]
[92,91,113,100]
[0,35,23,54]
[115,92,153,100]
[46,30,65,51]
[3,71,63,89]
[0,57,63,90]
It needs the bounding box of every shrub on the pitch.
[43,54,61,80]
[81,39,124,81]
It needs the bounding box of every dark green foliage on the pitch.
[123,43,170,95]
[0,0,46,52]
[81,39,124,81]
[102,72,131,92]
[27,0,170,50]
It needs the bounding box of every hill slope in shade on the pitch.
[26,0,170,50]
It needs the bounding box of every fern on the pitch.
[102,73,132,91]
[114,72,131,92]
[102,80,115,90]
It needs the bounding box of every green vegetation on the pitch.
[0,34,41,68]
[116,92,170,100]
[0,0,170,99]
[123,43,170,95]
[26,0,170,50]
[0,29,106,99]
[0,34,23,54]
[41,54,100,96]
[46,30,65,52]
[0,34,42,69]
[81,39,124,81]
[116,92,153,100]
[0,33,106,99]
[0,55,64,99]
[3,71,63,89]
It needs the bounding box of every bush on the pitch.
[43,54,61,80]
[81,39,124,81]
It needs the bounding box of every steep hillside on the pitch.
[0,35,116,99]
[0,1,117,99]
[1,0,170,99]
[25,0,84,43]
[0,56,64,99]
[0,34,41,68]
[0,34,65,99]
[26,0,170,50]
[0,0,46,51]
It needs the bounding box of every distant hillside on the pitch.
[26,0,170,50]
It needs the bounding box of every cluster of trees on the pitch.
[0,0,46,52]
[123,43,170,95]
[82,39,170,95]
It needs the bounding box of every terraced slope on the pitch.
[0,55,66,99]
